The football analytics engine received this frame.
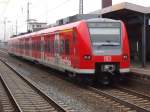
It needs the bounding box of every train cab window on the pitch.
[88,22,121,55]
[65,39,70,55]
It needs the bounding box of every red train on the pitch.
[8,18,130,85]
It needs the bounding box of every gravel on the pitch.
[7,59,123,112]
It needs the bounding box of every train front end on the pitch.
[84,18,130,84]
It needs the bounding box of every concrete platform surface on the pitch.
[131,67,150,76]
[130,62,150,75]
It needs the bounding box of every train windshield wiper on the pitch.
[93,42,120,46]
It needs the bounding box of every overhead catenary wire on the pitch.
[46,0,71,13]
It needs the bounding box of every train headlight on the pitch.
[83,55,91,60]
[123,55,128,60]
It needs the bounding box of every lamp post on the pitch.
[79,0,83,14]
[27,2,32,32]
[15,20,18,35]
[3,19,6,42]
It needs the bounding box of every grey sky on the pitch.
[0,0,149,41]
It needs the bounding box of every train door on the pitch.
[72,30,77,68]
[67,29,78,68]
[54,33,60,65]
[44,34,50,62]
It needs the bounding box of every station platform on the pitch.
[130,63,150,76]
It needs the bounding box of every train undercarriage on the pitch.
[67,62,127,85]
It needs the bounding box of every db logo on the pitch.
[104,56,112,62]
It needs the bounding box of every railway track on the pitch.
[0,77,17,112]
[0,59,73,112]
[89,85,150,112]
[0,56,136,112]
[0,50,150,112]
[0,50,8,54]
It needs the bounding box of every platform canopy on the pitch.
[91,2,150,67]
[93,2,150,14]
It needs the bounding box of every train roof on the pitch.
[86,18,121,23]
[9,20,82,40]
[9,18,121,40]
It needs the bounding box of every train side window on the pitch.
[42,41,44,51]
[37,41,39,51]
[33,41,35,50]
[35,41,37,51]
[27,43,29,50]
[25,42,27,49]
[44,41,48,52]
[28,43,31,50]
[38,41,40,51]
[45,40,49,52]
[47,41,48,52]
[48,40,50,52]
[34,42,36,50]
[65,39,70,55]
[51,40,54,54]
[32,41,34,50]
[36,41,38,51]
[34,41,36,50]
[54,40,59,53]
[37,41,38,51]
[60,40,65,54]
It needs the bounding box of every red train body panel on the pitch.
[8,18,130,84]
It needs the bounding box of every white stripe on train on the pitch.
[9,52,130,74]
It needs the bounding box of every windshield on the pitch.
[88,22,121,55]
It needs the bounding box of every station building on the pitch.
[28,20,47,32]
[92,2,150,67]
